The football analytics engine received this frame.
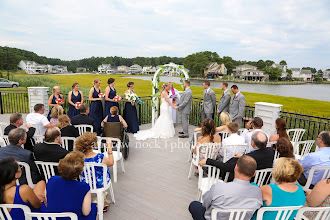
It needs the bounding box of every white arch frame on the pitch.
[151,63,189,125]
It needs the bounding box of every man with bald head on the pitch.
[199,131,274,182]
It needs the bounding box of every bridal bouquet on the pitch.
[125,92,143,104]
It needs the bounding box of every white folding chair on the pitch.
[0,204,31,220]
[1,135,10,146]
[295,140,315,160]
[253,168,274,187]
[211,208,256,220]
[97,137,125,183]
[188,131,201,162]
[287,129,306,142]
[237,128,246,136]
[74,124,94,136]
[0,122,8,137]
[31,124,46,136]
[303,167,330,191]
[16,161,35,189]
[217,131,230,140]
[61,136,76,151]
[197,165,222,201]
[188,142,221,179]
[256,206,302,220]
[295,206,330,220]
[267,141,277,148]
[35,161,59,183]
[82,162,115,220]
[32,135,44,145]
[222,144,249,163]
[25,212,78,220]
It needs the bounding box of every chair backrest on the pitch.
[296,140,315,159]
[256,206,302,220]
[74,124,93,136]
[32,135,44,145]
[303,167,330,191]
[82,162,110,192]
[193,130,202,146]
[25,212,78,220]
[35,161,59,183]
[222,144,249,162]
[295,206,330,220]
[237,128,246,136]
[287,129,306,142]
[195,143,221,163]
[61,136,76,151]
[31,124,45,136]
[96,137,121,157]
[1,135,10,146]
[217,131,230,140]
[0,204,31,220]
[211,208,256,220]
[254,168,274,187]
[16,161,35,189]
[267,141,277,148]
[103,122,123,140]
[198,165,222,191]
[0,122,8,137]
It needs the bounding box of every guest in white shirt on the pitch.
[241,117,269,152]
[220,122,245,161]
[26,104,58,135]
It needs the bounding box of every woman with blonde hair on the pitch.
[252,157,306,220]
[194,112,231,132]
[134,82,177,140]
[47,86,65,120]
[68,82,84,119]
[89,79,103,135]
[50,105,64,124]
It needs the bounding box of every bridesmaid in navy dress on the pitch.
[104,78,120,116]
[48,86,65,120]
[68,83,84,119]
[123,82,139,133]
[89,79,104,135]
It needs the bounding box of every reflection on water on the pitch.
[124,75,330,102]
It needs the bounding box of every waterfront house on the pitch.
[98,64,113,74]
[290,68,314,81]
[117,65,130,73]
[130,64,142,74]
[18,60,67,74]
[272,63,287,78]
[204,62,227,78]
[323,70,330,81]
[76,67,87,72]
[142,66,157,74]
[233,64,267,81]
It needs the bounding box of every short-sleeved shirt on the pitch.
[26,113,50,135]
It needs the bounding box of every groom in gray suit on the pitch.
[217,82,231,115]
[229,85,246,128]
[201,81,216,122]
[176,80,192,138]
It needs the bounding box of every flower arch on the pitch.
[151,63,189,125]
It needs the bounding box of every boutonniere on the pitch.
[221,93,224,97]
[207,92,210,95]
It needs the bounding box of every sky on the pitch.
[0,0,329,70]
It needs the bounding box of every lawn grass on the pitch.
[11,74,330,117]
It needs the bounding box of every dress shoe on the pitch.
[179,135,189,138]
[179,132,185,134]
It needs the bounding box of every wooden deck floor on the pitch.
[104,123,198,220]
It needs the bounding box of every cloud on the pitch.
[0,0,329,69]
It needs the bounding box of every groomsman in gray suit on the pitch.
[217,82,231,115]
[229,85,246,128]
[201,81,216,122]
[176,80,192,138]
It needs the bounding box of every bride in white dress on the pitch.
[134,82,177,141]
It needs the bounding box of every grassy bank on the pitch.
[9,73,330,117]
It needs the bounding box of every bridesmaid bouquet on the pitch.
[75,102,82,107]
[113,95,122,102]
[56,98,63,104]
[98,93,105,98]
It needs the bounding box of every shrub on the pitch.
[10,75,59,88]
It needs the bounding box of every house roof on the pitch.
[290,68,300,71]
[236,64,257,68]
[241,68,263,72]
[301,69,312,75]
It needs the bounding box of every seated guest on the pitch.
[0,128,41,184]
[304,178,330,219]
[71,103,95,132]
[269,118,290,142]
[45,152,97,219]
[26,103,57,135]
[74,132,114,211]
[49,105,64,124]
[189,155,262,220]
[241,117,269,151]
[33,127,68,162]
[199,131,274,182]
[102,106,128,128]
[194,112,231,132]
[298,131,330,187]
[251,157,305,220]
[58,115,79,138]
[219,122,245,161]
[0,158,46,220]
[4,113,36,151]
[275,137,295,159]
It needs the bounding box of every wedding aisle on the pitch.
[105,123,198,219]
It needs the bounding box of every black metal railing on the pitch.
[0,90,30,114]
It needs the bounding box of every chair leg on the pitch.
[196,190,202,201]
[120,158,125,173]
[188,146,193,162]
[97,192,104,220]
[188,161,194,179]
[109,182,116,204]
[113,161,117,183]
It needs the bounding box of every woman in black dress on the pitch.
[123,82,139,133]
[68,83,84,119]
[89,79,104,135]
[104,78,120,117]
[48,86,65,120]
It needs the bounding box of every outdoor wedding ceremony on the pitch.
[0,0,329,220]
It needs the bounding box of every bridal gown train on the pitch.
[134,97,175,140]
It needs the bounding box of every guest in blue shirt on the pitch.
[298,131,330,186]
